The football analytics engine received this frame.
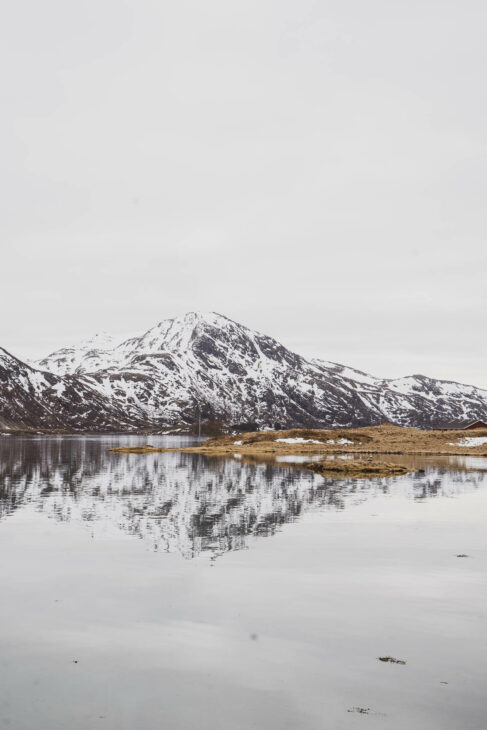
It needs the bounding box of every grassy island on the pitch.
[110,424,487,458]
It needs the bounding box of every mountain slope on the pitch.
[18,311,487,431]
[35,332,120,376]
[0,347,145,431]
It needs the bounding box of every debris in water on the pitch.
[378,656,406,665]
[348,707,371,714]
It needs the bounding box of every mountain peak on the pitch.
[154,311,238,331]
[119,311,251,358]
[78,332,117,351]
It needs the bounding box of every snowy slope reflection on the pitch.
[0,437,486,558]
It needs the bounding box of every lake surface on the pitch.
[0,435,486,729]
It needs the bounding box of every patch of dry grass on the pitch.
[198,424,487,455]
[109,445,162,454]
[305,460,411,477]
[109,425,487,458]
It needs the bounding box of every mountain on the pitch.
[0,347,144,431]
[35,332,118,376]
[1,311,486,431]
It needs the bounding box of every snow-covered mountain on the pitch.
[0,347,146,431]
[1,311,487,431]
[34,332,120,376]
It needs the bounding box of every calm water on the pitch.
[0,435,486,729]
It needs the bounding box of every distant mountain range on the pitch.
[1,311,486,431]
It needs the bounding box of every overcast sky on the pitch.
[1,0,486,387]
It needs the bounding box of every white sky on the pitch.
[1,0,486,387]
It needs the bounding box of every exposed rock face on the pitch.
[1,311,486,431]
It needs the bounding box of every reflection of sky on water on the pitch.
[1,437,487,730]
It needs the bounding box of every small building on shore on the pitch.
[439,419,487,431]
[462,420,487,430]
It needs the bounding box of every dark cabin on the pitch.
[440,419,487,431]
[462,420,487,430]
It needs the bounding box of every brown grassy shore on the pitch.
[109,424,487,458]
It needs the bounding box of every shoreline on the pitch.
[108,424,487,458]
[108,425,487,477]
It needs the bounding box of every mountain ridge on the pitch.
[1,312,486,431]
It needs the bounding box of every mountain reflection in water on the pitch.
[0,436,485,559]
